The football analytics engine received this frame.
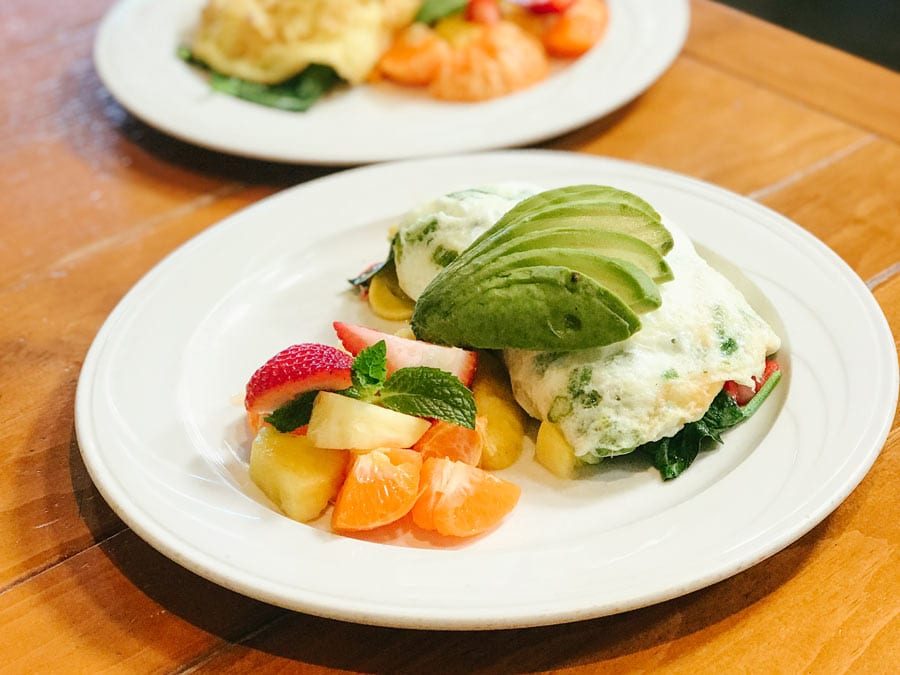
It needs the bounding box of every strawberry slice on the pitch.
[333,321,478,386]
[244,343,353,413]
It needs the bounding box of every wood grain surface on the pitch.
[1,0,898,672]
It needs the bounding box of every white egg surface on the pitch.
[503,224,782,460]
[393,184,535,301]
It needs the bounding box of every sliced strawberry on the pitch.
[244,343,353,413]
[525,0,575,14]
[333,321,478,386]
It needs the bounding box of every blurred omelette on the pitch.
[190,0,420,85]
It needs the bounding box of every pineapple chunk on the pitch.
[250,426,349,522]
[535,421,580,479]
[306,391,430,450]
[368,266,414,321]
[472,351,528,470]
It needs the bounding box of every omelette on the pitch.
[393,187,781,463]
[190,0,420,85]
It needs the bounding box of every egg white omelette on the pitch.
[393,186,781,461]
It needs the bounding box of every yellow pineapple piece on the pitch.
[535,421,580,479]
[434,15,484,46]
[368,264,414,321]
[307,391,430,450]
[250,426,349,522]
[472,351,528,470]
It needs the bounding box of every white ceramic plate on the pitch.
[93,0,688,164]
[76,150,897,629]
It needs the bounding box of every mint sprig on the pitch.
[346,340,476,429]
[347,340,388,395]
[378,367,476,429]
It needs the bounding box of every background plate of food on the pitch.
[76,150,897,629]
[93,0,689,164]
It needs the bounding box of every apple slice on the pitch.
[307,391,431,450]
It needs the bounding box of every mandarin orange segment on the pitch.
[413,417,486,466]
[412,458,521,537]
[332,448,423,532]
[542,0,608,58]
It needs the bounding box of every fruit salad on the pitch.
[244,322,527,539]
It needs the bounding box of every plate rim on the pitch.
[75,149,899,629]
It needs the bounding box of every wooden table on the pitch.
[3,1,899,671]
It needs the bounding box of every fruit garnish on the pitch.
[306,391,431,450]
[413,417,486,465]
[521,0,576,13]
[471,351,528,470]
[366,263,415,321]
[244,343,353,414]
[411,457,521,537]
[343,340,478,429]
[332,448,423,532]
[334,321,477,385]
[249,427,349,522]
[466,0,501,24]
[542,0,608,58]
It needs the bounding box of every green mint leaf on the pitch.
[416,0,467,24]
[379,367,476,429]
[350,341,388,400]
[264,390,318,433]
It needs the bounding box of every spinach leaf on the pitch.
[179,48,343,112]
[641,369,782,480]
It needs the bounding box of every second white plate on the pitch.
[93,0,689,164]
[75,150,897,629]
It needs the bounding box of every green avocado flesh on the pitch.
[469,228,674,283]
[467,249,662,313]
[496,184,662,225]
[412,266,640,350]
[410,185,675,351]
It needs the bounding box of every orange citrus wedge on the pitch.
[412,457,521,537]
[332,448,422,532]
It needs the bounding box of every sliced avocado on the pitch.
[411,265,641,351]
[495,184,662,227]
[491,207,673,256]
[469,228,674,283]
[468,249,661,313]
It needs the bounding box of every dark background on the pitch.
[714,0,900,72]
